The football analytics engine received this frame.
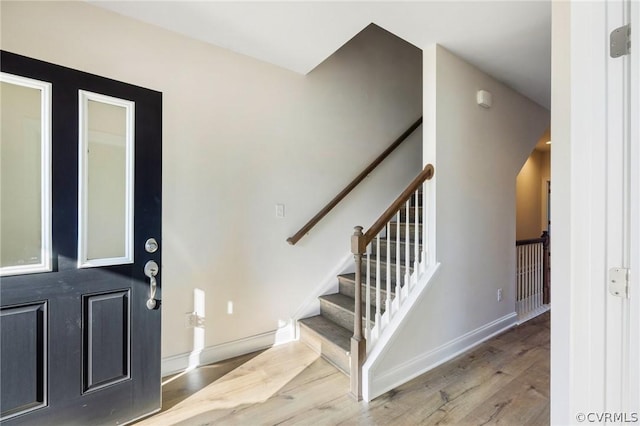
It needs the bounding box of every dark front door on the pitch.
[0,51,162,425]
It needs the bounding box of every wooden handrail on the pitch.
[287,117,423,245]
[362,163,434,246]
[516,237,545,246]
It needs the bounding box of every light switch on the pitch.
[276,204,285,218]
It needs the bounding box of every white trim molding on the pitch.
[161,327,295,377]
[0,72,52,277]
[365,311,517,401]
[629,0,640,413]
[77,90,135,268]
[517,303,550,325]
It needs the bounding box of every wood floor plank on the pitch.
[527,401,551,426]
[458,368,549,425]
[160,351,264,412]
[205,359,350,425]
[400,348,545,424]
[136,312,551,426]
[136,343,321,425]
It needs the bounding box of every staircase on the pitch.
[299,194,424,376]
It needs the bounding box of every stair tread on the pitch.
[319,293,359,311]
[387,222,424,242]
[320,291,388,316]
[299,315,351,352]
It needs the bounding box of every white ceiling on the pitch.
[90,1,551,109]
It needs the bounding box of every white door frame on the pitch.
[628,0,640,414]
[551,0,638,422]
[605,0,633,415]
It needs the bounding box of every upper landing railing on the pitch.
[516,232,550,321]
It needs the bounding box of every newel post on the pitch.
[541,231,550,304]
[350,226,366,401]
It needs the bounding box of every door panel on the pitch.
[83,290,130,392]
[0,302,47,419]
[0,51,162,425]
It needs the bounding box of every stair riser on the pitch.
[371,240,421,263]
[339,273,405,293]
[320,299,374,333]
[387,224,424,241]
[362,258,415,278]
[339,279,395,309]
[398,207,424,223]
[299,325,350,375]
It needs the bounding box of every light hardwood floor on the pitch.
[137,313,549,425]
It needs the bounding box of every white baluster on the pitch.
[365,247,371,340]
[540,243,544,306]
[532,244,536,312]
[523,245,527,316]
[395,212,401,307]
[527,244,532,314]
[529,244,536,312]
[414,189,419,276]
[404,200,410,295]
[522,246,527,314]
[422,181,427,269]
[533,244,537,312]
[375,234,381,331]
[515,246,519,316]
[525,246,528,309]
[386,223,391,319]
[521,245,525,314]
[540,244,543,306]
[533,244,537,311]
[537,243,543,309]
[525,246,529,311]
[522,246,525,316]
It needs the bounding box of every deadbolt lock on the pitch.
[145,238,159,254]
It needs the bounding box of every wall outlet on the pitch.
[497,288,503,302]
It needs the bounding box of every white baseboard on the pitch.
[517,304,550,324]
[161,324,295,377]
[366,311,518,401]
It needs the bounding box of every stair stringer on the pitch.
[361,261,441,401]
